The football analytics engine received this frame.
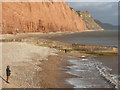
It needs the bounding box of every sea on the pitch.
[43,30,118,47]
[38,30,119,88]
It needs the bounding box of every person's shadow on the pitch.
[0,75,8,83]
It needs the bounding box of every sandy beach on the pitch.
[0,33,119,89]
[0,42,59,88]
[0,41,82,88]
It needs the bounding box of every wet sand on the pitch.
[35,52,76,88]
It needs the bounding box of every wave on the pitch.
[66,55,119,88]
[96,64,120,89]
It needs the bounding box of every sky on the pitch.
[65,0,119,2]
[66,1,119,25]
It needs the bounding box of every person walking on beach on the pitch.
[6,65,11,83]
[65,49,67,53]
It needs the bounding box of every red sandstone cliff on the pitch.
[2,2,87,34]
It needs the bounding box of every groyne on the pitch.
[0,38,118,55]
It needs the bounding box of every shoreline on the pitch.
[25,39,118,55]
[0,39,119,89]
[0,38,118,56]
[0,30,100,40]
[36,52,80,88]
[0,42,85,88]
[0,31,118,89]
[0,30,118,56]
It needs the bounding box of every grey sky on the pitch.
[67,2,118,25]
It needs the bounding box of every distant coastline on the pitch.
[95,20,119,30]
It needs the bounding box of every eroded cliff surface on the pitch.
[2,2,87,34]
[77,11,103,30]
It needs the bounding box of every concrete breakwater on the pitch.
[0,38,118,55]
[23,38,118,55]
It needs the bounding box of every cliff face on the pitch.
[2,2,87,34]
[77,11,104,30]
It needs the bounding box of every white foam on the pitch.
[81,59,88,61]
[96,65,120,89]
[66,57,118,88]
[81,55,86,58]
